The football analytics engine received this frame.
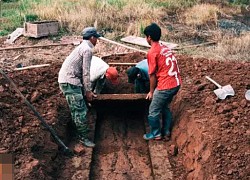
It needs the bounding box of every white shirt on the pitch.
[90,56,109,83]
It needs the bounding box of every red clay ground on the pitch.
[0,36,249,179]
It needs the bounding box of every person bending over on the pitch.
[90,56,119,94]
[126,59,149,93]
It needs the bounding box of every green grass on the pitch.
[0,0,43,35]
[0,0,199,36]
[145,0,199,9]
[105,0,127,9]
[231,0,249,5]
[0,0,247,37]
[0,0,248,62]
[0,2,23,35]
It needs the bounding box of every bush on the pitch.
[2,0,19,2]
[25,14,39,22]
[229,0,249,5]
[182,4,219,27]
[0,29,9,36]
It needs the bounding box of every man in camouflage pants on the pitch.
[58,27,101,148]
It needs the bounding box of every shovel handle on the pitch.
[0,69,70,152]
[205,76,222,88]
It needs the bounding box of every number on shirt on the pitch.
[162,49,180,85]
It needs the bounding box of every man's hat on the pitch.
[82,27,101,38]
[106,67,119,85]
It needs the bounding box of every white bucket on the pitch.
[245,90,250,101]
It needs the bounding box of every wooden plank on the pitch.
[174,41,217,50]
[108,62,137,66]
[100,37,147,54]
[0,43,73,51]
[101,52,134,59]
[121,36,178,49]
[94,94,147,101]
[14,64,50,71]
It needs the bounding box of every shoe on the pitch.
[143,133,162,140]
[163,132,171,141]
[79,138,95,148]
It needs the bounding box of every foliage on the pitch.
[105,0,126,9]
[0,2,23,32]
[182,4,219,26]
[0,0,246,38]
[145,0,199,9]
[0,29,9,36]
[229,0,249,5]
[219,32,250,56]
[0,0,202,37]
[2,0,18,2]
[193,32,250,61]
[25,14,39,22]
[0,0,248,62]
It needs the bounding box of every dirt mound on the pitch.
[169,56,250,179]
[0,36,249,179]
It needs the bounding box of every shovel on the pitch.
[0,69,73,156]
[245,90,250,101]
[205,76,235,100]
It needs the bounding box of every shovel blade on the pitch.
[245,90,250,101]
[214,85,235,100]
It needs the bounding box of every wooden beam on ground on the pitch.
[120,36,178,49]
[108,62,137,66]
[100,37,147,54]
[101,52,136,59]
[14,64,50,71]
[94,94,147,101]
[121,36,216,50]
[0,43,73,51]
[174,41,217,50]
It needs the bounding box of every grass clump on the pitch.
[218,33,250,59]
[182,4,220,27]
[0,2,23,35]
[231,0,249,5]
[24,0,165,37]
[1,0,200,37]
[193,32,250,61]
[146,0,199,9]
[25,14,39,22]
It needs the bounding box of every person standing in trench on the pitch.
[58,27,101,148]
[143,23,182,140]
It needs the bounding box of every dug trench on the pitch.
[0,52,249,179]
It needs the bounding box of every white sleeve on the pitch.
[90,56,109,82]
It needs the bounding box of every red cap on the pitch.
[106,67,119,85]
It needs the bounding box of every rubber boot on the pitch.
[79,136,95,148]
[162,108,172,140]
[143,116,161,140]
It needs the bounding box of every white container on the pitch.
[245,90,250,101]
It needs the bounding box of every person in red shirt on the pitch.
[143,23,182,140]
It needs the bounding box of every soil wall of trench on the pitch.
[0,52,249,179]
